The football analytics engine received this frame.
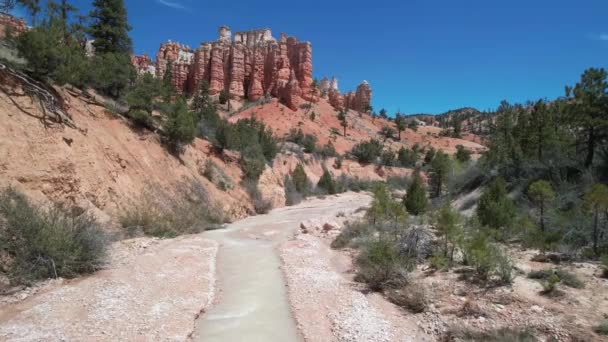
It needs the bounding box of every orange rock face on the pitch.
[0,13,26,39]
[154,26,313,110]
[130,54,155,75]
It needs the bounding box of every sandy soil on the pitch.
[230,97,486,156]
[0,236,218,341]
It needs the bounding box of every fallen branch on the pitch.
[0,63,78,129]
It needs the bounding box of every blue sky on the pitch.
[15,0,608,114]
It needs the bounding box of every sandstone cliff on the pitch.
[131,26,371,112]
[148,27,313,110]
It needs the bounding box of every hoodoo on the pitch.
[131,26,371,112]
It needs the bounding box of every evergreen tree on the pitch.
[477,177,517,230]
[338,110,347,136]
[317,168,337,194]
[379,108,388,119]
[395,113,406,140]
[429,150,451,197]
[584,184,608,257]
[567,68,608,168]
[291,163,309,195]
[455,145,472,163]
[434,204,462,261]
[88,0,132,54]
[403,171,428,215]
[528,180,555,233]
[424,147,436,164]
[163,98,196,154]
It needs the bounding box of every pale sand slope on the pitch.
[280,193,431,342]
[0,236,218,341]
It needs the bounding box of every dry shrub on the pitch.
[385,282,427,313]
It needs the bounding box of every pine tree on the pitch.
[403,171,428,215]
[567,68,608,168]
[528,180,555,233]
[429,150,451,197]
[395,113,406,140]
[477,177,517,230]
[317,168,337,195]
[163,98,196,154]
[584,184,608,257]
[88,0,132,54]
[338,110,347,136]
[291,164,308,195]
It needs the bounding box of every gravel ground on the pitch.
[0,235,218,341]
[280,201,431,342]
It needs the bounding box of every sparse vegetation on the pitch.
[119,181,223,238]
[527,269,585,289]
[351,139,383,164]
[355,238,411,290]
[593,321,608,335]
[0,188,108,284]
[202,159,233,191]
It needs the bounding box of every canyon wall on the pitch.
[131,26,371,112]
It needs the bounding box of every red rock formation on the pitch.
[130,54,155,75]
[0,13,27,39]
[154,26,317,110]
[155,41,194,94]
[353,81,372,113]
[328,89,344,110]
[321,77,372,113]
[281,70,302,110]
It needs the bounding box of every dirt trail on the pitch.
[0,236,218,341]
[193,192,370,341]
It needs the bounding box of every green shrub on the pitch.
[527,269,584,289]
[320,141,337,158]
[380,150,396,166]
[0,188,108,284]
[331,221,370,249]
[219,89,229,104]
[291,163,309,195]
[317,168,337,195]
[593,321,608,335]
[403,171,428,215]
[429,254,449,271]
[455,145,472,163]
[602,255,608,278]
[462,229,513,284]
[541,273,561,295]
[351,139,383,164]
[476,177,517,230]
[397,147,418,167]
[302,134,317,153]
[355,238,411,290]
[119,182,222,238]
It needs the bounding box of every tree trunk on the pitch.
[343,126,346,137]
[593,208,599,257]
[585,127,595,168]
[540,200,545,233]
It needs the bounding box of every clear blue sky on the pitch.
[15,0,608,114]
